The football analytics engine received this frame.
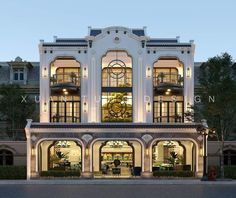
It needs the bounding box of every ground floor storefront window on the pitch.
[152,140,196,172]
[39,140,82,172]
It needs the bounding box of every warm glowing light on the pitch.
[64,91,68,95]
[63,88,67,92]
[165,91,170,95]
[83,102,88,113]
[83,67,88,78]
[146,102,151,113]
[187,102,191,110]
[31,148,35,156]
[42,67,48,78]
[167,89,171,92]
[146,67,152,78]
[200,147,204,157]
[85,148,89,156]
[43,102,47,112]
[145,148,149,155]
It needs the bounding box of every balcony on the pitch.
[153,73,183,95]
[50,73,80,94]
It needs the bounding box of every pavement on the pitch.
[0,179,236,185]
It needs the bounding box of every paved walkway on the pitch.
[0,179,235,185]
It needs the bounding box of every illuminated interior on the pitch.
[39,140,82,171]
[102,51,132,122]
[152,140,195,171]
[101,141,133,169]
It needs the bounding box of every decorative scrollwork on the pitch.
[107,95,127,118]
[108,59,126,79]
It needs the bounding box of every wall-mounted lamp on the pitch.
[83,102,88,113]
[83,67,88,78]
[146,102,151,113]
[186,67,191,78]
[43,102,47,112]
[145,148,149,156]
[200,146,204,157]
[85,148,89,156]
[31,148,35,156]
[42,67,48,78]
[187,102,191,110]
[146,67,152,78]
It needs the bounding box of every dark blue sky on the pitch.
[0,0,235,61]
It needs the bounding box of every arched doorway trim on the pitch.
[35,138,85,172]
[149,138,199,172]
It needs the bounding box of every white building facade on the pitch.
[25,26,203,179]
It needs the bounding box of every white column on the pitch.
[183,52,194,119]
[145,61,153,123]
[88,56,97,122]
[133,55,145,123]
[81,63,89,123]
[25,119,32,180]
[39,45,50,122]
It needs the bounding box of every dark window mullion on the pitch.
[72,100,74,123]
[167,102,170,123]
[175,101,177,122]
[64,101,66,122]
[56,102,59,122]
[160,102,162,123]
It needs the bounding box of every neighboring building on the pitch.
[23,26,204,179]
[0,58,39,140]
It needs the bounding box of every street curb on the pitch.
[0,179,236,185]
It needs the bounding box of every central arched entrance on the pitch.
[100,141,134,175]
[92,139,142,178]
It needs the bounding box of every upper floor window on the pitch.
[50,58,80,87]
[102,51,132,87]
[50,57,81,123]
[102,51,133,122]
[13,68,24,81]
[153,58,184,87]
[153,57,184,123]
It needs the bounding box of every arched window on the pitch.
[102,51,132,122]
[0,149,13,166]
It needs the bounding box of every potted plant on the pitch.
[112,159,121,175]
[158,72,165,83]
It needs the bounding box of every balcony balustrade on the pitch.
[50,73,80,94]
[153,73,183,87]
[50,73,80,87]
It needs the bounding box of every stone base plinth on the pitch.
[81,171,94,179]
[141,171,153,178]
